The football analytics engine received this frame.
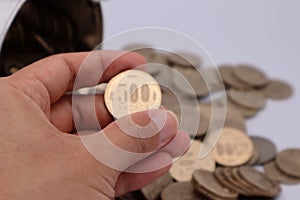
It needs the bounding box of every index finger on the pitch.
[8,51,146,105]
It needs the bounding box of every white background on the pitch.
[101,0,300,199]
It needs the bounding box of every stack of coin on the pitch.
[213,166,281,198]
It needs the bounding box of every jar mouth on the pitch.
[0,0,103,77]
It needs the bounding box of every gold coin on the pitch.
[170,140,216,182]
[233,64,268,87]
[213,128,254,167]
[104,69,162,119]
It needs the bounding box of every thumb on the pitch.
[79,109,179,174]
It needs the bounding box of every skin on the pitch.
[0,51,190,200]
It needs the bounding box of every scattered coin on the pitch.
[250,136,277,164]
[145,52,170,76]
[161,182,201,200]
[276,149,300,178]
[202,102,247,132]
[202,68,224,93]
[245,144,261,166]
[168,51,201,68]
[197,113,210,137]
[213,128,254,167]
[226,98,260,118]
[219,65,252,90]
[161,87,180,109]
[172,66,209,97]
[228,89,266,110]
[223,108,247,132]
[230,168,260,195]
[264,161,300,185]
[262,79,293,100]
[172,105,209,137]
[104,69,162,119]
[170,140,216,182]
[222,167,253,196]
[238,166,281,197]
[141,173,174,200]
[214,167,250,196]
[192,169,239,200]
[233,64,268,87]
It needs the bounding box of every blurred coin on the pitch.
[223,107,247,132]
[141,173,173,200]
[262,79,293,100]
[161,87,180,110]
[213,128,254,167]
[238,166,281,197]
[197,113,210,137]
[250,136,277,164]
[170,140,216,182]
[228,89,266,110]
[233,64,268,87]
[200,102,247,132]
[123,43,153,51]
[264,161,300,185]
[276,149,300,178]
[192,170,239,200]
[214,167,249,196]
[172,67,209,97]
[219,65,252,90]
[231,168,262,195]
[245,144,261,166]
[172,105,209,138]
[161,182,201,200]
[222,167,254,196]
[146,52,170,76]
[227,98,259,118]
[202,68,224,93]
[168,51,201,68]
[104,70,162,119]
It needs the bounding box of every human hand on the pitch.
[0,51,190,200]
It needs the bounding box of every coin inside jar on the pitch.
[104,69,162,119]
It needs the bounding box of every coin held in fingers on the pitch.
[104,69,162,119]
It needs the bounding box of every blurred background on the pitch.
[101,1,300,199]
[1,0,299,199]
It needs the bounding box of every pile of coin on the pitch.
[109,46,299,200]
